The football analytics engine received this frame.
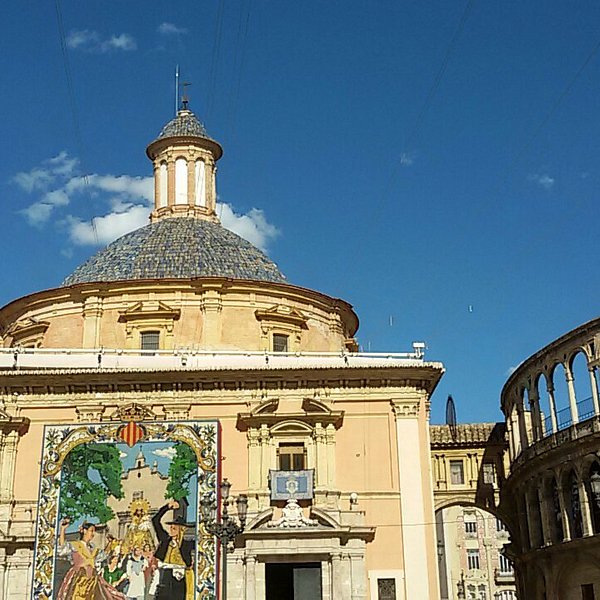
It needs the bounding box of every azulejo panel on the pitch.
[32,419,219,600]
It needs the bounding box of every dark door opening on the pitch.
[265,562,322,600]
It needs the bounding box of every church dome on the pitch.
[155,109,210,141]
[62,218,286,286]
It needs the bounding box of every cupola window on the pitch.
[140,331,160,351]
[272,333,289,353]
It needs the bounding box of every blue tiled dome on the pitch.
[156,109,211,141]
[62,218,286,286]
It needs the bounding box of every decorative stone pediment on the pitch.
[5,317,50,347]
[110,403,156,422]
[254,305,308,329]
[118,300,180,326]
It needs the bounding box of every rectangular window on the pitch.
[582,584,595,600]
[377,578,396,600]
[496,518,508,532]
[273,333,289,353]
[450,460,465,485]
[278,443,305,471]
[498,552,513,574]
[140,330,160,351]
[467,549,480,570]
[483,462,496,485]
[465,520,477,535]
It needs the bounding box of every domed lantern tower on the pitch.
[146,101,223,223]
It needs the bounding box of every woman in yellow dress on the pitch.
[56,519,126,600]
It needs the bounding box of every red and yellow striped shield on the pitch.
[118,421,145,447]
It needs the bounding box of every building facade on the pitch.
[501,316,600,599]
[0,106,444,599]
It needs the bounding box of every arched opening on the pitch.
[586,461,600,534]
[550,363,572,430]
[570,350,595,421]
[565,469,583,539]
[536,373,554,437]
[435,503,516,600]
[550,476,564,543]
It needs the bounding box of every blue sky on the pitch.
[2,1,600,424]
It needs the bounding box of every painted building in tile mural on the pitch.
[0,105,444,600]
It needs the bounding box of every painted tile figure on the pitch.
[32,421,218,600]
[56,520,125,600]
[152,500,195,600]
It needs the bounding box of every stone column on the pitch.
[314,423,327,487]
[245,555,257,600]
[0,431,19,502]
[557,482,572,542]
[588,367,600,416]
[547,383,559,433]
[565,366,579,425]
[517,402,530,450]
[326,424,336,487]
[247,429,261,493]
[187,157,196,207]
[349,554,367,600]
[537,486,552,546]
[167,158,175,206]
[529,388,542,440]
[578,479,594,537]
[331,554,352,599]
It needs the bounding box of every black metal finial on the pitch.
[181,81,192,110]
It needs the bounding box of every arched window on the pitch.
[536,373,554,437]
[175,158,188,204]
[159,161,168,207]
[194,160,206,206]
[571,351,594,421]
[551,363,571,430]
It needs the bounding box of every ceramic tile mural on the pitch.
[31,420,219,600]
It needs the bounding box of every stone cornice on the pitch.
[0,362,443,396]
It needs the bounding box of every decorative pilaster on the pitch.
[391,390,436,600]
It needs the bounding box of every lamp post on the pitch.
[590,472,600,508]
[201,479,248,600]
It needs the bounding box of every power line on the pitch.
[502,33,600,185]
[373,0,476,220]
[207,0,226,121]
[53,0,98,245]
[226,0,252,142]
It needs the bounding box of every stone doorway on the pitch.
[265,562,322,600]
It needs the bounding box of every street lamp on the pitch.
[590,472,600,508]
[201,479,248,600]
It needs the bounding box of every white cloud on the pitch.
[13,152,78,192]
[400,152,415,166]
[15,154,280,253]
[101,34,137,52]
[158,22,188,35]
[66,29,99,50]
[528,173,555,190]
[153,447,177,459]
[119,450,128,458]
[218,203,280,251]
[67,29,136,53]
